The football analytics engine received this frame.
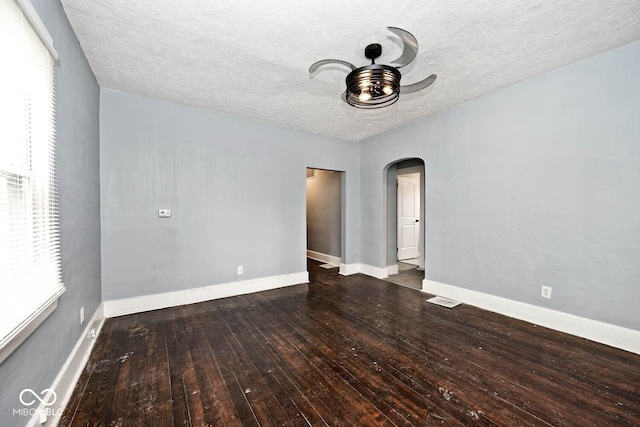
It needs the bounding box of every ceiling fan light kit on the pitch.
[309,27,437,109]
[346,64,401,108]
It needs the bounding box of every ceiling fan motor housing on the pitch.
[345,64,401,109]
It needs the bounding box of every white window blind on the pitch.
[0,0,64,361]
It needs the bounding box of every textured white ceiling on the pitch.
[60,0,640,141]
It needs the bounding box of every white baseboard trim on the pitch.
[338,263,389,279]
[387,264,399,275]
[27,303,105,427]
[306,250,341,266]
[339,263,360,276]
[103,271,309,318]
[361,264,389,279]
[422,279,640,355]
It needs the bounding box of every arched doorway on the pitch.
[384,158,425,289]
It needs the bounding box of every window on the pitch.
[0,0,64,363]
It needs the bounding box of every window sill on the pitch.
[0,286,66,364]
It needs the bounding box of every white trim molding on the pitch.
[15,0,58,60]
[103,272,309,318]
[339,263,360,276]
[387,264,399,275]
[0,287,66,364]
[422,279,640,355]
[361,264,389,279]
[27,303,105,427]
[306,250,341,266]
[339,263,390,279]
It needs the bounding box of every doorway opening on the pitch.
[384,159,425,290]
[306,168,343,277]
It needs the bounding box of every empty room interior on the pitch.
[1,0,640,426]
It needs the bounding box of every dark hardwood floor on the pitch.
[61,260,640,426]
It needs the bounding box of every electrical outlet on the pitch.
[90,328,96,339]
[237,266,243,275]
[158,209,172,218]
[541,285,553,299]
[80,306,85,324]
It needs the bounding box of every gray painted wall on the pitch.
[306,169,342,258]
[100,90,360,301]
[360,40,640,331]
[0,0,101,425]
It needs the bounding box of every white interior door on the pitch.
[397,173,420,260]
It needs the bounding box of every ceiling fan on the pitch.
[309,27,437,109]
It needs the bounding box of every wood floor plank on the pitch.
[350,283,638,425]
[219,308,325,426]
[274,289,528,426]
[197,311,262,426]
[246,290,466,425]
[324,272,640,422]
[66,324,132,426]
[243,305,390,426]
[165,313,193,426]
[214,309,295,426]
[60,260,640,426]
[247,303,404,426]
[311,280,623,425]
[119,319,169,426]
[241,309,334,426]
[191,313,244,426]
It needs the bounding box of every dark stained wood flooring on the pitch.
[61,260,640,426]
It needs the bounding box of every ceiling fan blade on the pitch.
[309,59,356,74]
[400,74,437,94]
[388,27,419,68]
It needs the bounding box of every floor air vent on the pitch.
[427,296,461,308]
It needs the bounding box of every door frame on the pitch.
[305,167,345,269]
[384,160,426,274]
